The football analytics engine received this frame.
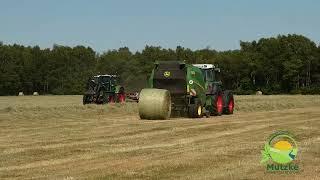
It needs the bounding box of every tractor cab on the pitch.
[193,64,222,94]
[94,75,117,85]
[91,75,116,86]
[192,64,221,82]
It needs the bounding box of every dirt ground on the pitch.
[0,95,319,179]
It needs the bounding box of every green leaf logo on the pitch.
[164,71,171,78]
[261,131,298,164]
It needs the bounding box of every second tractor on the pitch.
[83,74,125,104]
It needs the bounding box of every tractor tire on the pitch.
[102,94,109,104]
[108,95,115,103]
[115,86,125,103]
[138,89,171,120]
[116,87,126,103]
[83,95,88,105]
[223,90,234,114]
[117,93,126,103]
[83,94,94,105]
[211,93,224,116]
[188,99,203,118]
[95,91,105,104]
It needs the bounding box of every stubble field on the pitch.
[0,95,319,179]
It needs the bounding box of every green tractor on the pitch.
[138,61,234,119]
[83,75,125,105]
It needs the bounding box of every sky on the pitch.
[0,0,319,52]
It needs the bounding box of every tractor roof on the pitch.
[94,74,117,78]
[193,64,215,69]
[154,61,185,65]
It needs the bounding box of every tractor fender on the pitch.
[115,85,125,94]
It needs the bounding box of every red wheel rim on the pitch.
[109,96,114,103]
[228,98,234,112]
[217,95,223,113]
[118,94,126,103]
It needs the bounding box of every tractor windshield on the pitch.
[100,76,111,84]
[201,69,214,82]
[110,78,116,85]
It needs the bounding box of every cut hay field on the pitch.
[0,95,320,179]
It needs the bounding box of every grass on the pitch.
[0,95,319,179]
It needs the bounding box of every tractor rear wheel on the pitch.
[211,94,224,116]
[188,99,203,118]
[223,90,234,114]
[118,93,126,103]
[108,95,115,103]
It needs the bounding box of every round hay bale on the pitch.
[256,91,263,95]
[138,88,171,120]
[33,92,39,96]
[18,92,24,96]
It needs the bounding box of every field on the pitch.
[0,95,320,179]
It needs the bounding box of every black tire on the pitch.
[83,95,88,105]
[188,99,203,118]
[211,93,224,116]
[83,95,93,105]
[223,90,234,115]
[102,94,109,104]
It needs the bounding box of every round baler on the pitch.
[138,61,234,120]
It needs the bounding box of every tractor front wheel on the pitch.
[83,95,89,105]
[108,95,115,103]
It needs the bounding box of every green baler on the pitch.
[138,61,234,119]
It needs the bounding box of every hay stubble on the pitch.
[0,95,319,179]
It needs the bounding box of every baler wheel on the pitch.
[188,100,203,118]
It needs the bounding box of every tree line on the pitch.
[0,34,319,95]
